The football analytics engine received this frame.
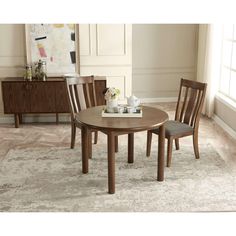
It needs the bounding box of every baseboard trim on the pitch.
[212,114,236,140]
[0,114,71,124]
[140,97,178,103]
[0,115,14,124]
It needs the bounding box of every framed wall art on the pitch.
[25,24,80,76]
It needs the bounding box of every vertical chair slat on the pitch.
[179,87,189,122]
[192,90,206,128]
[183,88,198,124]
[174,79,184,121]
[190,90,202,127]
[85,83,92,108]
[66,84,75,119]
[74,84,81,111]
[71,85,79,113]
[92,79,97,106]
[78,84,87,110]
[69,86,76,114]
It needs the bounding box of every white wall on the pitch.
[132,24,198,100]
[214,97,236,134]
[0,24,26,115]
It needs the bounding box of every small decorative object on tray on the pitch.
[103,87,120,113]
[102,105,143,117]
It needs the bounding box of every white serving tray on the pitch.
[102,109,143,118]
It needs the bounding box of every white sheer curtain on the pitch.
[196,24,223,118]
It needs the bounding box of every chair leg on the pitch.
[167,138,173,167]
[71,123,76,149]
[94,131,98,144]
[193,132,200,159]
[115,136,118,153]
[175,138,180,150]
[146,130,152,157]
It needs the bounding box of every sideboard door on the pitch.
[30,82,56,113]
[55,81,70,113]
[2,82,30,113]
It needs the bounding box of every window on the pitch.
[219,25,236,101]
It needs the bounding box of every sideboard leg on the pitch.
[19,114,23,124]
[14,114,20,128]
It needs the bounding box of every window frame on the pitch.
[219,24,236,103]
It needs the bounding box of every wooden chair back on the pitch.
[175,78,207,129]
[65,75,97,119]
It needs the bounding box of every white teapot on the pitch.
[127,95,140,107]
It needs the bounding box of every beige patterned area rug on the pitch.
[1,139,236,212]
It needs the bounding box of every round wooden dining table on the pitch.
[76,105,169,194]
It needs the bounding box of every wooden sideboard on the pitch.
[1,77,106,128]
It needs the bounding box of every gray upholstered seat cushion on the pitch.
[152,120,193,137]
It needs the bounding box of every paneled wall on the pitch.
[0,24,132,121]
[132,24,198,101]
[0,24,26,115]
[79,24,132,102]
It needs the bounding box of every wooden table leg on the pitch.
[107,132,115,194]
[128,133,134,163]
[88,130,92,159]
[157,125,165,181]
[81,125,89,174]
[115,136,118,153]
[14,114,20,128]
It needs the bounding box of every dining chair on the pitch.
[65,75,99,149]
[65,75,119,153]
[146,78,207,167]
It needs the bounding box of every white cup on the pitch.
[106,107,114,113]
[113,107,118,113]
[127,107,133,113]
[118,106,124,113]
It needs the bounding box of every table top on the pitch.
[76,106,169,132]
